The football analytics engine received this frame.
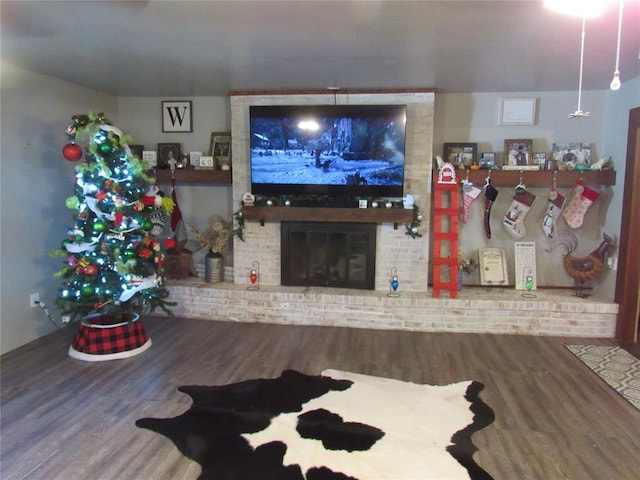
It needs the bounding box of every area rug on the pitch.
[565,344,640,411]
[136,369,495,479]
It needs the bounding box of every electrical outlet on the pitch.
[30,293,40,308]
[607,257,618,271]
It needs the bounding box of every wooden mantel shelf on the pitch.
[445,169,615,187]
[153,169,232,184]
[241,206,414,227]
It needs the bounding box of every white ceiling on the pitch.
[1,1,639,97]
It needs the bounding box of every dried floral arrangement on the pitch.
[458,251,478,275]
[190,216,232,255]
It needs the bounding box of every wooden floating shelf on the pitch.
[153,169,232,184]
[241,206,414,227]
[439,169,616,187]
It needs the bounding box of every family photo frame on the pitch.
[504,139,533,167]
[443,142,477,167]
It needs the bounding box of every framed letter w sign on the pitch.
[162,101,192,132]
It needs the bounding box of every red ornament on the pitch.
[62,143,83,162]
[165,238,176,249]
[250,270,258,285]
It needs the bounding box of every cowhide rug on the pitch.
[136,369,495,479]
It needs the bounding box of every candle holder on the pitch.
[247,260,260,290]
[521,267,536,298]
[387,267,400,297]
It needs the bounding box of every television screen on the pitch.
[249,104,407,198]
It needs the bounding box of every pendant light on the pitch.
[609,0,623,90]
[569,16,590,119]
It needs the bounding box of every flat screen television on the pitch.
[249,104,407,199]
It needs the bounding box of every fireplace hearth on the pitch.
[281,222,376,289]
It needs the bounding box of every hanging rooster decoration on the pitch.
[555,232,614,297]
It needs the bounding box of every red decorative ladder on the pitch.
[432,163,460,298]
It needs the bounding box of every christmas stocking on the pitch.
[483,184,499,239]
[562,182,599,229]
[542,190,565,238]
[503,188,536,238]
[460,182,482,223]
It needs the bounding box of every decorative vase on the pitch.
[205,251,224,283]
[458,271,463,291]
[68,312,151,362]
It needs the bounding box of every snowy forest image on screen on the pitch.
[250,106,406,191]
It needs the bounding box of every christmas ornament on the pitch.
[93,219,107,233]
[65,196,80,210]
[65,124,77,138]
[62,143,83,162]
[165,238,176,250]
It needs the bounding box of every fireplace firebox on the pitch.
[281,222,376,289]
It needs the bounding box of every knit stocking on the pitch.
[483,184,499,239]
[503,188,536,238]
[562,182,600,229]
[460,182,482,224]
[542,190,565,238]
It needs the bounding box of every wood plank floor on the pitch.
[2,316,639,480]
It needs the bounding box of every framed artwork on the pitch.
[499,97,536,125]
[504,139,533,166]
[162,100,192,132]
[479,152,496,169]
[209,132,232,170]
[443,143,477,167]
[551,142,591,168]
[157,143,181,169]
[479,248,508,286]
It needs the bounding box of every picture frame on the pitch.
[209,132,232,170]
[551,142,591,169]
[504,139,533,166]
[479,248,508,286]
[499,97,536,126]
[162,100,192,132]
[443,142,477,167]
[479,152,496,169]
[157,143,181,169]
[532,152,547,168]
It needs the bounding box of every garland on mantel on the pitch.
[234,199,422,240]
[405,205,423,239]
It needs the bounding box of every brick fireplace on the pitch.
[231,91,434,292]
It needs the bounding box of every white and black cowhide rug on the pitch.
[136,369,495,480]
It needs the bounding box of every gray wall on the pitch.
[1,62,637,354]
[1,62,118,353]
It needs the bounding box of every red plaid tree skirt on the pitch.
[69,313,151,361]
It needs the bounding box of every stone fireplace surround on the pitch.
[164,91,617,338]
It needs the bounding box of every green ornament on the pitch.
[81,284,94,296]
[93,220,107,232]
[65,196,80,210]
[99,142,113,153]
[141,219,153,231]
[124,249,136,259]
